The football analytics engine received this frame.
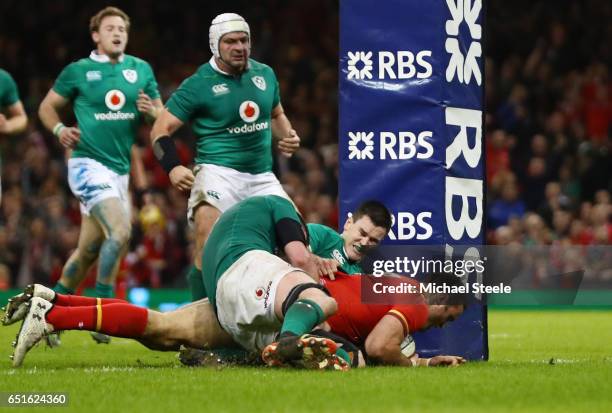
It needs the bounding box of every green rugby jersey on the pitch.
[53,52,160,175]
[0,69,20,109]
[166,58,280,174]
[202,195,301,309]
[307,223,364,275]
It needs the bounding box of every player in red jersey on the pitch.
[4,271,465,368]
[319,272,465,366]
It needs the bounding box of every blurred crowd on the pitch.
[0,1,610,289]
[485,0,611,253]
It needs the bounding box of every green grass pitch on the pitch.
[0,310,611,412]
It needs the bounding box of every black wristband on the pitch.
[153,135,181,173]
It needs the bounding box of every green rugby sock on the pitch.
[187,265,207,301]
[53,283,74,295]
[95,282,114,298]
[280,299,324,337]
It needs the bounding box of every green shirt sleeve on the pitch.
[165,75,201,122]
[270,196,301,225]
[272,69,280,108]
[307,223,337,254]
[143,63,160,100]
[53,63,79,99]
[0,70,19,107]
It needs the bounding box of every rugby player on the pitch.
[187,199,391,300]
[307,200,391,276]
[0,68,28,203]
[5,198,465,368]
[38,7,162,344]
[5,272,465,368]
[150,13,301,301]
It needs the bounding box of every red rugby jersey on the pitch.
[321,273,429,346]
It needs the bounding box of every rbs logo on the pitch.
[347,50,433,80]
[348,131,434,161]
[388,212,433,241]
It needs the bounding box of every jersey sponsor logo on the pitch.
[238,100,260,123]
[332,249,346,266]
[251,76,266,91]
[212,83,229,95]
[262,281,273,309]
[122,69,138,84]
[255,286,265,300]
[86,71,102,81]
[226,121,269,134]
[95,89,135,121]
[105,90,126,111]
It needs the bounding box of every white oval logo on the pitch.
[239,101,260,123]
[105,90,126,111]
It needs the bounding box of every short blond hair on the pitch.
[89,7,130,33]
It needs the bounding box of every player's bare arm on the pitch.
[150,108,194,192]
[365,314,465,367]
[365,314,414,366]
[271,103,300,157]
[284,240,320,281]
[0,100,27,135]
[38,89,81,149]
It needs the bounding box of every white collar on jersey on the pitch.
[210,57,250,75]
[89,50,125,63]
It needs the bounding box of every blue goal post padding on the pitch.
[339,0,488,360]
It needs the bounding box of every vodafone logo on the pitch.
[105,90,126,111]
[239,100,260,123]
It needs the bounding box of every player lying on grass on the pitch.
[4,196,465,368]
[4,272,465,369]
[7,195,350,369]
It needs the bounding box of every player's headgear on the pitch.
[209,13,250,58]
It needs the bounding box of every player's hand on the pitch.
[58,126,81,149]
[137,89,157,118]
[0,114,7,133]
[428,355,466,367]
[169,165,195,192]
[315,257,338,280]
[278,129,300,158]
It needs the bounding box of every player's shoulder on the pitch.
[183,62,217,84]
[0,68,12,80]
[248,59,276,76]
[308,223,340,238]
[123,54,153,69]
[63,57,101,72]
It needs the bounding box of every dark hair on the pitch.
[90,7,130,33]
[352,200,392,231]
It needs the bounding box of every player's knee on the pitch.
[283,282,338,318]
[108,224,131,247]
[297,287,337,316]
[194,203,220,243]
[313,295,337,317]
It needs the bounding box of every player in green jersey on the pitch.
[308,200,391,276]
[185,199,392,300]
[38,7,163,344]
[0,69,28,203]
[150,13,301,301]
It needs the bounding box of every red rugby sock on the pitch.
[45,303,148,338]
[53,294,126,307]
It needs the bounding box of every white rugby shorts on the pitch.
[187,163,291,222]
[67,157,130,216]
[215,250,305,352]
